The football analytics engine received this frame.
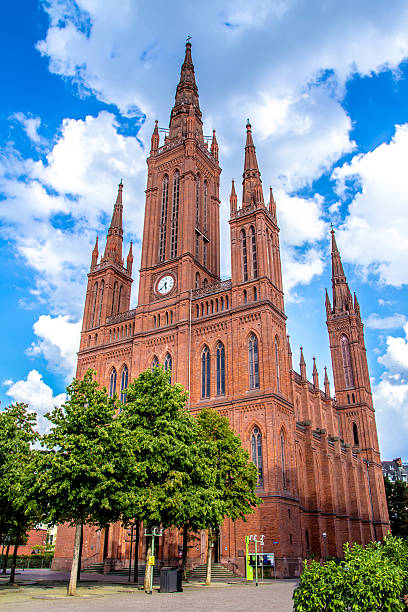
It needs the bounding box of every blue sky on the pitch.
[1,0,408,459]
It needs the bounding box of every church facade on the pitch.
[53,43,389,578]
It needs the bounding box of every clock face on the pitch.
[157,274,175,295]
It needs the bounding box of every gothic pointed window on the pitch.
[159,175,169,262]
[353,422,359,446]
[195,174,201,226]
[152,356,159,371]
[195,231,200,261]
[195,272,200,289]
[248,334,260,389]
[117,284,123,314]
[251,426,263,487]
[203,238,208,267]
[275,336,280,392]
[120,365,128,403]
[90,281,98,328]
[164,353,172,383]
[109,368,117,398]
[203,180,208,232]
[201,345,211,398]
[281,430,287,489]
[341,335,354,388]
[250,225,258,278]
[97,280,104,327]
[170,170,180,259]
[241,229,248,282]
[111,281,118,315]
[216,342,225,395]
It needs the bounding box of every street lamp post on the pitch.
[248,534,264,586]
[322,532,327,561]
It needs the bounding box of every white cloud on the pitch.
[365,313,407,330]
[26,315,82,381]
[377,322,408,379]
[332,123,408,286]
[281,246,324,300]
[5,370,66,434]
[11,112,43,144]
[0,111,145,316]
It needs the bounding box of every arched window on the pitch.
[250,226,258,278]
[195,174,201,226]
[281,430,287,489]
[206,301,209,315]
[253,286,257,301]
[164,353,172,383]
[216,298,219,312]
[97,280,104,327]
[203,180,208,231]
[109,368,117,398]
[153,315,156,328]
[221,297,224,311]
[166,311,169,325]
[201,345,211,398]
[352,392,355,403]
[170,170,180,259]
[158,313,161,326]
[159,175,169,262]
[152,356,159,371]
[341,335,354,388]
[170,310,173,324]
[195,231,200,261]
[225,295,229,309]
[117,285,123,314]
[120,365,128,403]
[249,334,260,389]
[211,300,214,314]
[203,278,208,288]
[353,422,359,446]
[251,427,263,486]
[203,238,208,267]
[196,305,199,317]
[111,281,118,316]
[216,342,225,396]
[243,289,247,304]
[275,336,280,392]
[195,272,200,289]
[90,281,98,328]
[241,229,248,282]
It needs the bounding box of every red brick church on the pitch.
[53,42,389,577]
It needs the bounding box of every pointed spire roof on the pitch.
[324,366,330,398]
[230,179,237,213]
[269,186,277,222]
[91,235,99,270]
[330,228,353,314]
[242,120,264,208]
[300,346,307,380]
[312,357,319,389]
[211,129,219,163]
[127,241,133,275]
[287,335,293,369]
[169,41,203,140]
[150,120,159,153]
[103,181,124,265]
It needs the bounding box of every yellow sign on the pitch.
[149,555,155,566]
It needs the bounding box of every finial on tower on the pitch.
[300,346,307,380]
[230,179,237,214]
[150,120,159,153]
[324,367,330,398]
[91,235,99,270]
[127,241,133,276]
[211,129,219,163]
[312,357,319,389]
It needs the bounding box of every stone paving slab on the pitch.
[0,572,298,612]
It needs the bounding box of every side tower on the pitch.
[138,41,221,311]
[326,230,389,537]
[78,181,133,356]
[229,121,284,314]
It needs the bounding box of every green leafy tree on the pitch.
[120,367,205,591]
[0,403,41,583]
[384,476,408,538]
[35,370,128,596]
[293,536,408,611]
[195,407,261,585]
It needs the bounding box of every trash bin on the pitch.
[159,567,183,593]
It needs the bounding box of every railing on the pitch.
[192,279,232,299]
[106,309,137,325]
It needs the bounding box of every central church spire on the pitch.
[169,41,203,141]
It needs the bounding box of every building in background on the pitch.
[382,458,408,482]
[53,42,389,578]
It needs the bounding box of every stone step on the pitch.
[188,563,241,582]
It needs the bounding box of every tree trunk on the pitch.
[205,528,212,586]
[76,523,83,582]
[68,521,82,596]
[182,523,189,581]
[133,521,139,584]
[2,544,10,574]
[144,535,152,592]
[9,543,18,584]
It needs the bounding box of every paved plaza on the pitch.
[0,569,298,611]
